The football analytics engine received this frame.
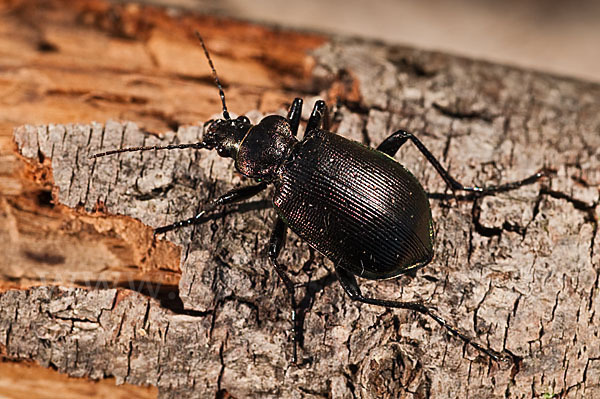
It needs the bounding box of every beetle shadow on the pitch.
[295,270,338,363]
[72,279,210,316]
[224,198,273,215]
[214,201,342,363]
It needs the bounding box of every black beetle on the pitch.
[93,33,547,363]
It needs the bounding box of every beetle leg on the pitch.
[286,98,303,137]
[321,102,330,131]
[154,182,268,235]
[268,216,300,364]
[378,129,548,194]
[376,130,410,156]
[304,100,329,139]
[335,264,511,362]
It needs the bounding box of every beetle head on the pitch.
[203,116,252,158]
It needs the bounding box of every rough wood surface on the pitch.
[1,1,600,399]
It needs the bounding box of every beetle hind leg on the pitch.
[269,216,301,364]
[377,129,548,194]
[335,264,511,362]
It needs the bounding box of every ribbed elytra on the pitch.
[91,32,549,364]
[273,129,433,280]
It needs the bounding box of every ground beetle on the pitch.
[93,33,547,363]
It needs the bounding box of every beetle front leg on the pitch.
[335,264,511,362]
[378,129,548,194]
[154,182,267,235]
[286,98,303,137]
[268,216,301,364]
[304,100,330,138]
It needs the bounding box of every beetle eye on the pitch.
[237,116,250,124]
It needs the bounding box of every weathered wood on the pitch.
[1,1,600,399]
[0,0,323,291]
[0,358,157,399]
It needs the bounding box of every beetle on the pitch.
[93,33,547,363]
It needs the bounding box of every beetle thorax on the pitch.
[236,115,297,179]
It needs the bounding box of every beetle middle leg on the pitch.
[335,264,510,362]
[268,216,300,364]
[154,182,267,234]
[377,129,547,194]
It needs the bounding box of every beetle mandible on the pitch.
[93,32,547,364]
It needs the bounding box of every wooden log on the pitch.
[1,1,600,398]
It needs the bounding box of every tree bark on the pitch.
[1,1,600,399]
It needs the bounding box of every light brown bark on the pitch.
[1,1,599,398]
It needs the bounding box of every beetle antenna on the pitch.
[90,142,208,159]
[195,32,230,120]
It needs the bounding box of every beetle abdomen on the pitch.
[273,130,434,280]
